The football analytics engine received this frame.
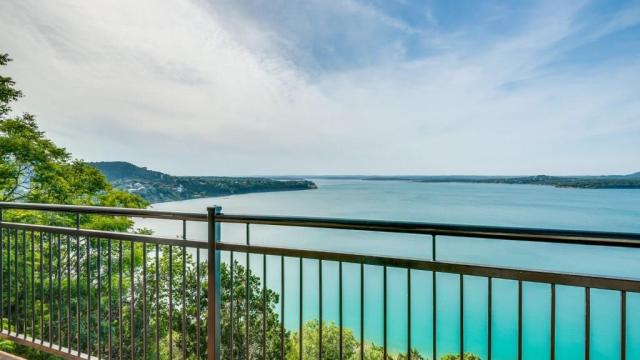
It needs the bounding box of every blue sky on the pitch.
[0,0,639,175]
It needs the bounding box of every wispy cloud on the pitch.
[0,0,638,175]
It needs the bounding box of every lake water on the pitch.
[137,179,640,359]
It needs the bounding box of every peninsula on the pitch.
[90,162,317,203]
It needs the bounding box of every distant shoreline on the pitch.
[149,186,317,204]
[363,175,640,189]
[304,174,640,189]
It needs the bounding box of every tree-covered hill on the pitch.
[88,161,167,181]
[90,161,317,203]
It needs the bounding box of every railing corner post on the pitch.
[207,206,222,360]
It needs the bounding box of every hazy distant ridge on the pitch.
[362,172,640,189]
[90,161,317,203]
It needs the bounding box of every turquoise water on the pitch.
[137,180,640,359]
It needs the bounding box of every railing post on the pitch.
[207,206,222,360]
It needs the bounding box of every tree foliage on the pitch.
[0,52,148,231]
[0,54,22,118]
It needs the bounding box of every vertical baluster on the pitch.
[196,249,202,360]
[31,231,35,340]
[97,236,101,358]
[407,268,411,360]
[207,206,222,360]
[108,238,112,358]
[48,232,53,347]
[360,263,364,360]
[15,230,20,337]
[23,230,27,339]
[169,245,173,359]
[23,229,27,339]
[488,277,492,360]
[262,254,266,360]
[54,228,60,345]
[246,251,250,359]
[131,241,136,359]
[66,235,70,352]
[585,287,590,360]
[143,241,148,360]
[13,229,17,337]
[518,280,522,360]
[10,231,15,337]
[155,244,160,360]
[12,229,16,336]
[119,240,123,360]
[57,233,62,349]
[460,274,464,360]
[432,235,437,360]
[551,284,555,360]
[383,266,387,360]
[14,229,18,336]
[231,251,235,360]
[39,232,44,345]
[339,262,343,360]
[280,256,285,360]
[75,214,80,352]
[182,220,186,360]
[246,224,250,360]
[7,228,10,335]
[621,290,626,360]
[319,259,323,360]
[86,236,91,355]
[13,229,21,336]
[10,229,15,336]
[299,257,303,360]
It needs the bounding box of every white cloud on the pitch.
[0,0,638,175]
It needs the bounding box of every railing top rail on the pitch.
[0,201,207,221]
[2,202,640,247]
[216,213,640,247]
[0,221,209,248]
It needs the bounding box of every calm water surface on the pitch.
[137,180,640,360]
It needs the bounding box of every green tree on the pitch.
[0,54,22,120]
[287,320,359,360]
[0,113,70,203]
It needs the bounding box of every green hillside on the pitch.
[90,162,317,203]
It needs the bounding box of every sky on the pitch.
[0,0,639,176]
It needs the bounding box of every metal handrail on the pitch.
[0,221,207,249]
[216,213,640,247]
[0,202,207,222]
[2,202,640,248]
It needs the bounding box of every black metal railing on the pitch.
[0,203,209,359]
[0,202,639,359]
